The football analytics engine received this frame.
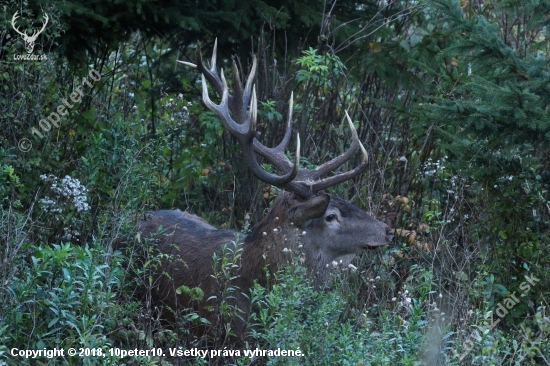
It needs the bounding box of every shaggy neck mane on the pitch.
[239,191,301,288]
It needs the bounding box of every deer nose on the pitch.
[385,226,394,242]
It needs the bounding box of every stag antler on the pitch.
[177,39,368,198]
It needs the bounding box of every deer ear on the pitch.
[289,193,330,227]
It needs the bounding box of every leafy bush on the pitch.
[1,242,124,365]
[247,259,449,365]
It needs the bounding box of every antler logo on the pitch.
[11,11,49,54]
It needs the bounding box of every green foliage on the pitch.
[259,100,283,123]
[209,240,246,342]
[0,164,21,208]
[295,47,346,87]
[419,0,550,310]
[248,262,447,365]
[1,242,124,365]
[451,302,549,365]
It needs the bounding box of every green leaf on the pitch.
[48,317,59,328]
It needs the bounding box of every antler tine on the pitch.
[176,60,197,68]
[230,59,246,123]
[178,39,253,124]
[229,54,258,125]
[346,110,369,163]
[302,110,367,181]
[200,40,225,97]
[249,84,257,135]
[275,91,294,153]
[242,55,257,112]
[253,91,295,173]
[210,38,217,72]
[303,111,368,192]
[193,40,225,97]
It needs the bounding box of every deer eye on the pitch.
[325,214,337,222]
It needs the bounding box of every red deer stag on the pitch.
[134,41,392,340]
